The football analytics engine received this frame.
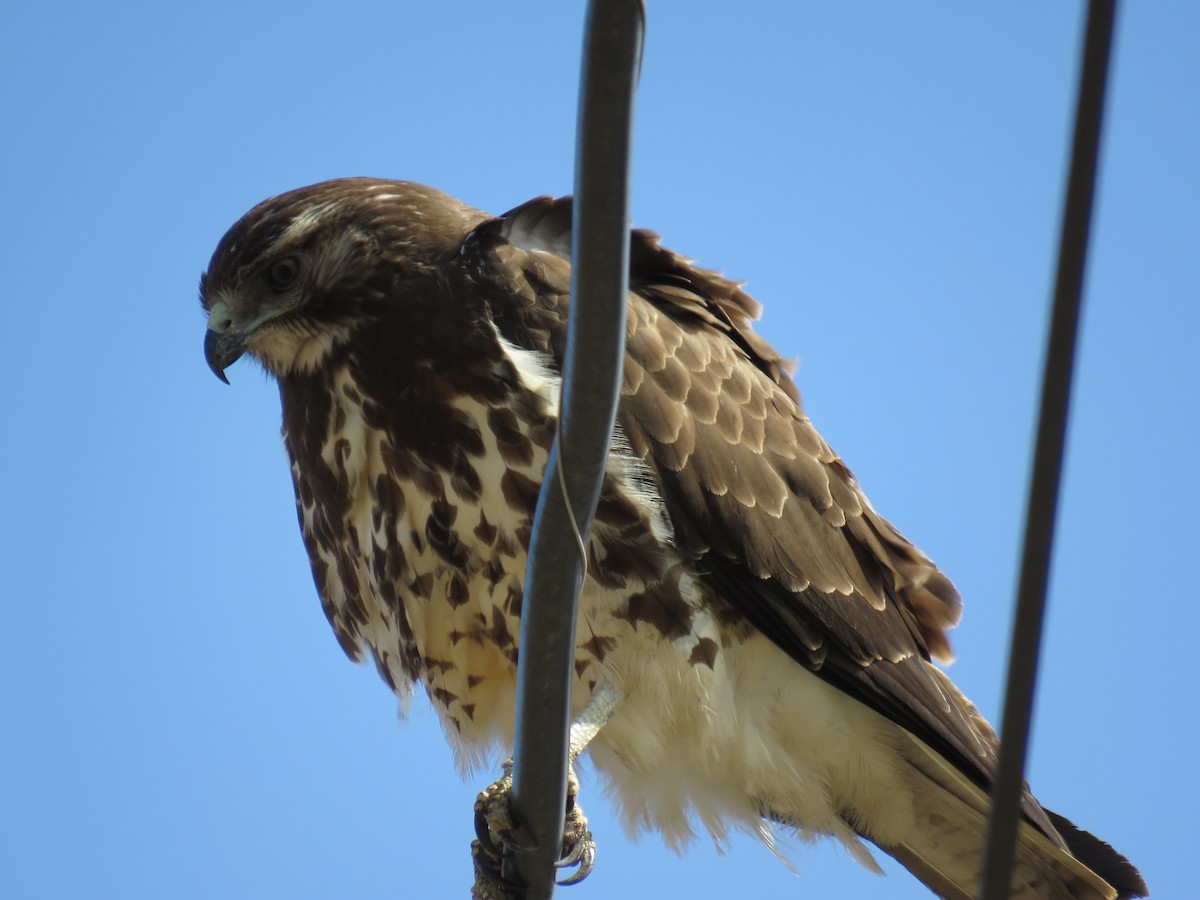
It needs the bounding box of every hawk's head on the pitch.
[200,178,488,382]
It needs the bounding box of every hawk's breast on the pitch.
[285,332,717,760]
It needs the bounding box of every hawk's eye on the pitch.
[267,257,300,290]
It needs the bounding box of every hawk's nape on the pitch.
[201,178,1147,899]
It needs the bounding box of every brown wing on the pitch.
[617,228,1008,777]
[461,194,1001,792]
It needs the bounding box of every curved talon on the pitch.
[554,838,588,869]
[495,828,539,855]
[471,839,526,894]
[553,764,597,886]
[555,842,596,886]
[473,800,495,847]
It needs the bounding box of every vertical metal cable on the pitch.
[979,2,1118,896]
[506,1,645,897]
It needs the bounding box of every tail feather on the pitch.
[883,733,1146,899]
[1044,809,1149,900]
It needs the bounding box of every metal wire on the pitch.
[978,2,1118,896]
[506,1,645,897]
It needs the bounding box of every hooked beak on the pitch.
[204,299,247,384]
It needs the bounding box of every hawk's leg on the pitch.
[471,682,623,898]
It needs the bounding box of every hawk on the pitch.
[201,178,1146,899]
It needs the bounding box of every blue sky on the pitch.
[2,2,1195,898]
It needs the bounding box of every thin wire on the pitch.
[504,2,644,897]
[978,2,1118,897]
[554,414,589,579]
